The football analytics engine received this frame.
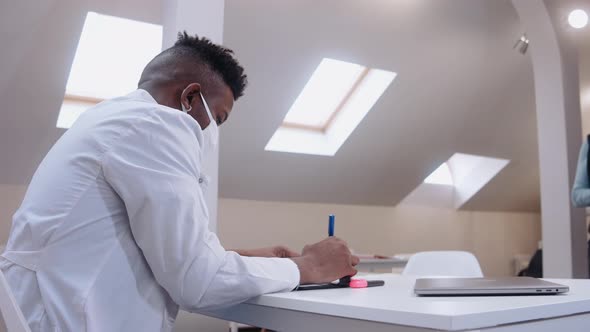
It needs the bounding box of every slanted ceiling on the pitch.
[220,0,540,211]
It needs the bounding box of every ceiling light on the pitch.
[568,9,588,29]
[513,34,529,54]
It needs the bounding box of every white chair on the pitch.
[0,270,31,332]
[401,251,483,277]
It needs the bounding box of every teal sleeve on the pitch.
[572,140,590,207]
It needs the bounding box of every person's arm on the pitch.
[102,111,357,312]
[572,140,590,207]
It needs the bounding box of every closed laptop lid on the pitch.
[414,277,569,296]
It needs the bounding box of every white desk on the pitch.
[204,275,590,332]
[356,257,408,272]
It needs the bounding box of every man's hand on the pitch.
[231,246,300,258]
[290,237,359,284]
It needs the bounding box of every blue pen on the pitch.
[328,214,335,237]
[328,214,351,285]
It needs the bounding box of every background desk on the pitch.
[206,274,590,332]
[356,257,408,272]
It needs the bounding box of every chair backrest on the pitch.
[0,270,31,332]
[401,251,483,277]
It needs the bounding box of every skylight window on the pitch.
[265,58,396,156]
[424,163,454,186]
[283,59,366,130]
[402,153,510,209]
[57,12,162,128]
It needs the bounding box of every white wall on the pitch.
[218,198,541,276]
[0,188,542,275]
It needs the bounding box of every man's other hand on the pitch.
[231,246,300,258]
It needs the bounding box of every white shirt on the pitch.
[0,89,299,332]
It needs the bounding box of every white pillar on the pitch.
[512,0,588,278]
[160,5,229,332]
[161,0,225,233]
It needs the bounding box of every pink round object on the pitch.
[349,278,368,288]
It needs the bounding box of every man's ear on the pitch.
[181,83,202,108]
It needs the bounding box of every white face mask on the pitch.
[181,92,219,158]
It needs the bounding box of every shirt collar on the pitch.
[126,89,206,156]
[126,89,158,104]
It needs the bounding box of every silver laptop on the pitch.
[414,277,569,296]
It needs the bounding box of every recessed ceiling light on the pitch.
[57,12,162,129]
[568,9,588,29]
[265,58,396,156]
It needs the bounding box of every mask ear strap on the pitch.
[181,99,192,113]
[199,93,213,120]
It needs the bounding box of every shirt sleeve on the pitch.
[101,111,299,312]
[572,140,590,207]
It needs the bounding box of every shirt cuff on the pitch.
[284,258,301,291]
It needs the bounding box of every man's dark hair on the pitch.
[139,32,247,100]
[172,32,247,99]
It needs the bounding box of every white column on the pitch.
[512,0,588,278]
[160,5,229,332]
[161,0,225,233]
